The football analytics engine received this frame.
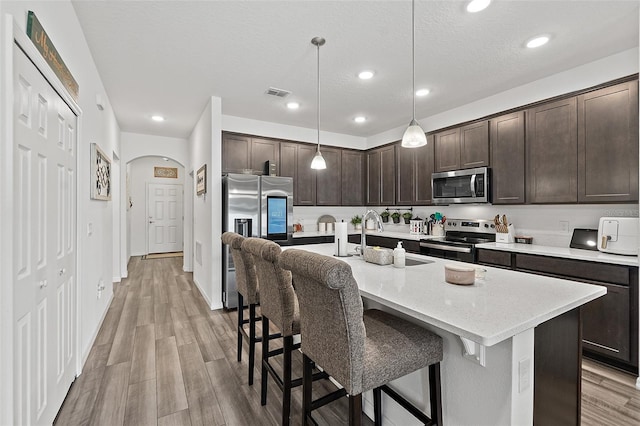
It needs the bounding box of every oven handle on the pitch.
[420,242,472,253]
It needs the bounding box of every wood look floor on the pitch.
[56,256,640,426]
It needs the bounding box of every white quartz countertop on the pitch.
[284,243,606,347]
[476,242,639,267]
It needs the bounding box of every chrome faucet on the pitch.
[360,209,384,256]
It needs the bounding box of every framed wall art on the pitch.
[196,164,207,195]
[154,166,178,178]
[90,143,111,200]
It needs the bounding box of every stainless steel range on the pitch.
[419,219,496,263]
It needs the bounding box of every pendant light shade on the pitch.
[310,36,327,170]
[401,0,427,148]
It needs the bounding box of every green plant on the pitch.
[391,211,401,219]
[380,210,390,218]
[402,211,413,219]
[350,215,362,226]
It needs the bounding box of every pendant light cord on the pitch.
[316,40,321,152]
[412,0,416,122]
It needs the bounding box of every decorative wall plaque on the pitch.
[90,143,111,200]
[154,166,178,179]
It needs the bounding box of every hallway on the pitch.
[55,256,640,425]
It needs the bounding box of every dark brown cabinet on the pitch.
[396,136,434,205]
[366,145,395,206]
[222,133,279,175]
[490,112,526,204]
[280,142,316,206]
[316,147,342,206]
[526,98,578,203]
[341,150,364,206]
[578,80,639,203]
[434,121,488,172]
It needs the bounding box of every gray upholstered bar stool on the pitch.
[241,237,327,426]
[221,231,268,386]
[279,249,444,426]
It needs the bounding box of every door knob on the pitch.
[59,268,65,276]
[149,221,155,224]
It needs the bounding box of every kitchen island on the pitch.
[284,243,606,425]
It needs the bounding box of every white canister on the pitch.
[409,219,424,235]
[318,222,326,232]
[431,224,444,236]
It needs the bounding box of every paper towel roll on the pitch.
[334,222,349,257]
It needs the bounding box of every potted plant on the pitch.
[402,211,413,224]
[350,215,362,230]
[380,209,390,223]
[391,211,401,224]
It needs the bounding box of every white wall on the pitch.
[368,48,639,148]
[0,1,121,410]
[189,97,223,309]
[128,157,185,255]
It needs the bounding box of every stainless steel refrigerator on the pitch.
[221,173,293,309]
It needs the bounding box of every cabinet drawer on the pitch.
[477,249,512,268]
[515,254,630,286]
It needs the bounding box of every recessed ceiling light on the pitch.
[286,102,300,110]
[354,116,367,123]
[162,157,169,161]
[151,115,165,122]
[526,35,550,49]
[358,70,374,80]
[416,88,430,97]
[466,0,491,13]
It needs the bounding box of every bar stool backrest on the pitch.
[242,238,297,336]
[279,249,366,395]
[221,231,259,303]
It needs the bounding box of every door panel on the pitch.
[13,43,77,425]
[148,183,184,253]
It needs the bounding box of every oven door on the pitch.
[419,240,476,263]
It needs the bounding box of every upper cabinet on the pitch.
[526,97,578,203]
[491,112,526,204]
[341,150,364,206]
[396,136,435,205]
[222,133,280,175]
[434,121,489,172]
[280,142,316,206]
[366,145,395,206]
[316,147,342,206]
[577,81,639,203]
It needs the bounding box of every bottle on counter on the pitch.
[393,241,405,268]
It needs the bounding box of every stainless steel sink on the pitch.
[404,258,435,266]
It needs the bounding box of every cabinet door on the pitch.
[415,135,435,205]
[366,150,381,205]
[380,145,396,205]
[491,112,526,204]
[280,142,296,178]
[526,97,578,203]
[396,143,415,205]
[296,144,317,206]
[316,147,342,205]
[341,150,364,206]
[434,128,460,172]
[251,138,280,175]
[582,284,631,363]
[222,133,251,173]
[460,121,489,169]
[578,80,639,203]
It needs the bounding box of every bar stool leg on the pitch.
[373,387,382,426]
[348,394,362,426]
[302,354,313,426]
[261,316,270,406]
[237,293,244,362]
[248,303,257,385]
[282,335,293,426]
[429,363,443,426]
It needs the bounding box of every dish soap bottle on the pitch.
[393,241,405,268]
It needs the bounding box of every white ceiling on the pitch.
[71,0,639,139]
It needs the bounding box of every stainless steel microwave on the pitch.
[431,167,491,204]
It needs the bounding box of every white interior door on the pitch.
[148,183,183,253]
[13,43,77,425]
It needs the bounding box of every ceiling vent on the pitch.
[265,87,291,98]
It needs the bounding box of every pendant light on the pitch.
[401,0,427,148]
[310,36,327,170]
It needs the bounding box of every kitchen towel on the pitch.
[334,221,349,257]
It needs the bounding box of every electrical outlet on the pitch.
[559,220,569,233]
[519,357,531,393]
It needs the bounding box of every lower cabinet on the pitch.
[476,249,638,371]
[347,234,420,254]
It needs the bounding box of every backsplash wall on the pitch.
[294,204,639,247]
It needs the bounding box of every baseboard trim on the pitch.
[81,292,114,369]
